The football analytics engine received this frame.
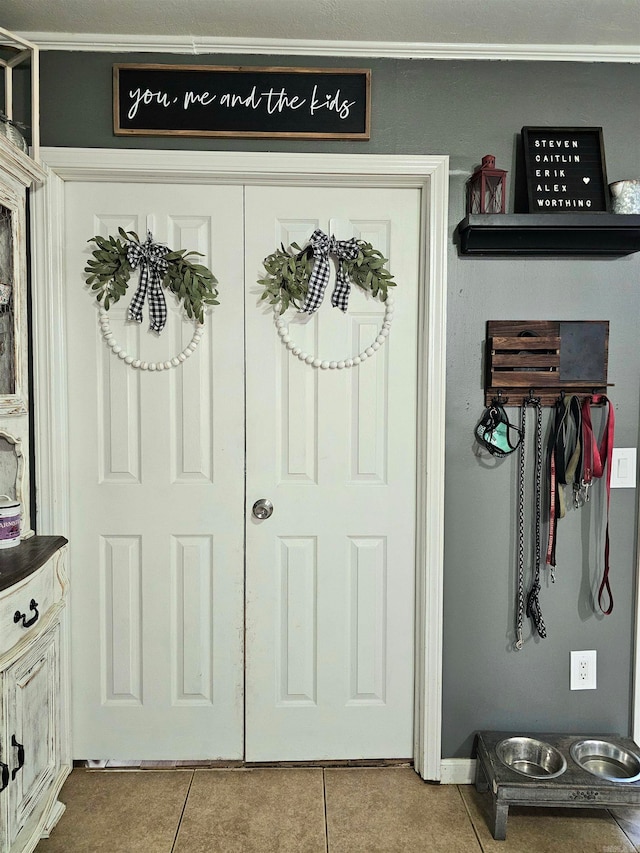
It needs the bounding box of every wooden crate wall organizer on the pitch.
[485,320,610,407]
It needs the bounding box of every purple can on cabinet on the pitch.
[0,495,20,548]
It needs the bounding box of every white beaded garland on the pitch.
[273,300,394,368]
[98,307,204,371]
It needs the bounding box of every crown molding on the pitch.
[14,32,640,63]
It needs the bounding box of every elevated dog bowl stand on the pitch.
[475,731,640,840]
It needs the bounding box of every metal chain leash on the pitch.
[515,398,546,650]
[515,404,527,650]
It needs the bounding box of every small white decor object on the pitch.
[0,113,27,153]
[0,494,20,547]
[610,180,640,214]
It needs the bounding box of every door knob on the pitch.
[252,498,274,520]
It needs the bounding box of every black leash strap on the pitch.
[546,394,582,573]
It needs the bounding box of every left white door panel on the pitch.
[64,183,245,759]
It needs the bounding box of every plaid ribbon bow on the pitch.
[126,232,169,333]
[300,229,360,314]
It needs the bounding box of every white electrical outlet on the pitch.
[570,650,597,690]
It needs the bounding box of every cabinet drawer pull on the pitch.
[11,735,24,781]
[0,762,8,793]
[14,599,39,629]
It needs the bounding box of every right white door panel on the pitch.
[244,186,420,761]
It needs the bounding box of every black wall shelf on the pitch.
[457,214,640,257]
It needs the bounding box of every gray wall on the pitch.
[39,51,640,758]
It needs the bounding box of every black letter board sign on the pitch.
[114,64,370,139]
[522,126,609,212]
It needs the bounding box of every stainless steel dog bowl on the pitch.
[570,739,640,783]
[495,737,567,779]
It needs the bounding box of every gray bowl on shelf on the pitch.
[495,736,567,779]
[570,739,640,783]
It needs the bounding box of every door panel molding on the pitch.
[30,148,448,781]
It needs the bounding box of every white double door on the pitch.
[64,180,420,761]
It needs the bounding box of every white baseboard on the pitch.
[439,758,476,785]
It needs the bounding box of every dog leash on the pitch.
[516,395,546,649]
[546,394,582,575]
[581,394,615,614]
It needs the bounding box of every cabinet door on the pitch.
[4,622,60,849]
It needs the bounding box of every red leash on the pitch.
[581,394,615,614]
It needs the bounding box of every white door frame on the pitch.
[29,148,448,781]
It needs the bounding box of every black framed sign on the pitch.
[114,64,370,139]
[522,126,609,212]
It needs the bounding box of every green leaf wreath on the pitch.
[258,240,395,315]
[84,228,219,324]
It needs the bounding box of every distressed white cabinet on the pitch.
[0,131,68,851]
[0,538,69,853]
[0,136,45,539]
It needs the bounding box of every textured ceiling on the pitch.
[3,0,640,46]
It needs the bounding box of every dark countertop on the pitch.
[0,535,68,593]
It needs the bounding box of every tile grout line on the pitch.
[322,768,330,853]
[606,808,640,852]
[456,784,487,853]
[170,770,196,853]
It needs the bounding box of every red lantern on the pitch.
[468,155,507,214]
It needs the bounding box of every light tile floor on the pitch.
[36,765,640,852]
